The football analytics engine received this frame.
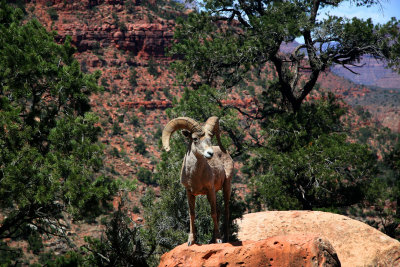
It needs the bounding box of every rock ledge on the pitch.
[158,234,340,267]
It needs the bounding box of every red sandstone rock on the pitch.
[29,3,174,59]
[237,211,400,267]
[158,234,340,267]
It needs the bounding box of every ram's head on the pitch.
[162,116,226,159]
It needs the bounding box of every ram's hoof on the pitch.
[187,235,196,246]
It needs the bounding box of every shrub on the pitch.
[47,8,58,21]
[137,167,154,184]
[134,136,147,155]
[147,58,160,77]
[130,114,140,127]
[112,122,122,136]
[129,68,138,89]
[84,203,152,267]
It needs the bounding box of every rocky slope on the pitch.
[237,211,400,267]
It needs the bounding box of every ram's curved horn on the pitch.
[162,117,203,151]
[204,116,226,153]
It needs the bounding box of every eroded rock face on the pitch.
[237,211,400,267]
[27,1,174,59]
[54,21,173,58]
[158,234,340,267]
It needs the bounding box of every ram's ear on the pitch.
[181,130,192,139]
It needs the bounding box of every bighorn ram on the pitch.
[162,116,233,246]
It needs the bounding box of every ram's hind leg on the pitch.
[187,190,196,246]
[207,189,222,244]
[223,179,231,243]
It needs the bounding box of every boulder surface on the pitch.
[237,211,400,267]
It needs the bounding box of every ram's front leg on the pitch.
[187,190,196,246]
[207,189,222,244]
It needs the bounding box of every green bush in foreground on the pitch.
[0,2,118,264]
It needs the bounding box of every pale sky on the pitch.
[319,0,400,24]
[292,1,400,43]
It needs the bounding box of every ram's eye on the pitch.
[193,137,199,143]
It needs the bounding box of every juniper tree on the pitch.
[168,0,399,211]
[0,1,118,262]
[171,0,400,112]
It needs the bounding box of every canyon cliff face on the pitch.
[30,0,174,59]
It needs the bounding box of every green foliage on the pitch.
[118,114,124,123]
[84,202,152,267]
[47,7,58,21]
[170,0,400,111]
[245,96,378,210]
[0,1,118,261]
[36,250,84,266]
[142,0,185,21]
[101,77,110,88]
[6,0,26,13]
[134,136,147,155]
[137,167,155,185]
[130,113,140,127]
[153,126,162,140]
[163,87,172,100]
[139,105,147,114]
[129,68,138,90]
[145,90,154,101]
[119,21,127,32]
[28,231,44,254]
[147,58,160,78]
[386,139,400,173]
[132,205,140,214]
[112,121,123,135]
[110,146,120,158]
[358,127,373,143]
[384,137,400,226]
[125,0,135,14]
[0,240,22,266]
[363,140,400,240]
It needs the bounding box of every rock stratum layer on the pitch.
[158,234,340,267]
[237,211,400,267]
[28,0,174,60]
